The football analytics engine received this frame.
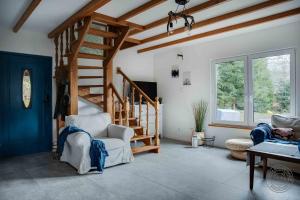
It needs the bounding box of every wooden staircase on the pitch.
[53,15,160,154]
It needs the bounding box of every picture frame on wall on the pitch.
[171,65,179,78]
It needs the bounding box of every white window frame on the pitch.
[211,48,296,126]
[211,55,248,126]
[248,49,296,125]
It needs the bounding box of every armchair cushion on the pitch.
[107,124,134,143]
[65,113,111,137]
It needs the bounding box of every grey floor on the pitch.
[0,140,299,200]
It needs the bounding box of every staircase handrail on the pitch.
[116,67,155,107]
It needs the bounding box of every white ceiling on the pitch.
[0,0,90,33]
[0,0,299,52]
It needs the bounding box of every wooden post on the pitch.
[154,97,160,146]
[122,77,126,99]
[70,24,75,46]
[131,87,135,118]
[138,94,142,127]
[103,26,113,116]
[112,93,115,124]
[119,102,123,125]
[124,97,130,126]
[146,101,149,136]
[54,37,59,68]
[60,33,64,66]
[65,27,70,55]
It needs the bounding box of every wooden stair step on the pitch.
[88,28,118,38]
[130,126,143,130]
[78,65,103,69]
[78,53,105,60]
[78,76,104,79]
[78,85,104,88]
[81,94,103,98]
[131,135,153,142]
[114,117,136,122]
[131,145,160,154]
[82,41,112,50]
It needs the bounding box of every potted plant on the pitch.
[192,100,208,146]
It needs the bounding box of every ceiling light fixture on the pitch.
[167,0,195,35]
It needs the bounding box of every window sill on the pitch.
[208,123,254,130]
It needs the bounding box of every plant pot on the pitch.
[195,132,205,145]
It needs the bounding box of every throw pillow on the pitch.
[272,128,295,140]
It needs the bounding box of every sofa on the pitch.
[267,115,300,173]
[60,113,134,174]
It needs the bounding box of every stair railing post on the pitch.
[139,94,142,127]
[125,97,130,126]
[65,27,70,55]
[154,97,160,146]
[119,102,123,125]
[146,101,149,136]
[131,87,135,118]
[60,33,64,66]
[112,92,115,124]
[122,77,126,99]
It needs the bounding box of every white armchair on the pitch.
[60,113,134,174]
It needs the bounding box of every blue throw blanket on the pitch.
[250,123,300,151]
[58,126,109,173]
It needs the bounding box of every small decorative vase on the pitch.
[191,135,198,148]
[195,132,205,146]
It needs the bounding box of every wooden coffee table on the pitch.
[247,142,300,190]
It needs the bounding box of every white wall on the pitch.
[153,22,300,148]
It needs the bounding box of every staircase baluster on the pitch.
[54,37,58,69]
[146,101,149,136]
[125,97,129,126]
[154,97,160,146]
[70,24,75,50]
[131,87,135,118]
[122,77,126,99]
[139,94,142,127]
[60,33,64,66]
[65,27,70,55]
[112,94,115,124]
[119,102,123,126]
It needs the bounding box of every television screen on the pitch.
[133,81,157,102]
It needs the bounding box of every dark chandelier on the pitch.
[167,0,195,34]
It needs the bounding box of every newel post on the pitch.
[154,97,160,146]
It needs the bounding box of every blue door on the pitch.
[0,51,52,157]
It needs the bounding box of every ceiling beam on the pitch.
[48,0,111,38]
[92,12,144,30]
[129,0,228,36]
[13,0,42,32]
[137,7,300,53]
[117,0,167,22]
[125,38,141,44]
[141,0,290,44]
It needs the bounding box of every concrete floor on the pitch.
[0,140,299,200]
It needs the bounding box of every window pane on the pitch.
[252,54,291,123]
[22,69,31,108]
[216,60,245,122]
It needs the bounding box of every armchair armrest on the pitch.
[107,124,134,143]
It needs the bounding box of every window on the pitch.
[215,58,246,123]
[212,49,295,125]
[22,69,32,108]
